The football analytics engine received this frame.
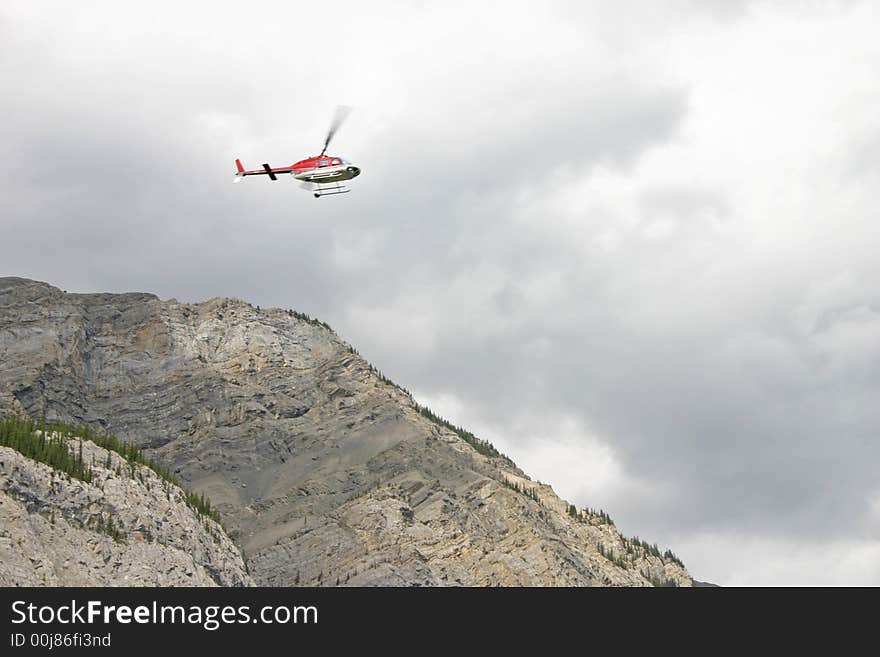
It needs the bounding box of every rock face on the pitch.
[0,437,252,586]
[0,277,692,586]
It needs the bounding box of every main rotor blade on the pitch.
[320,105,352,156]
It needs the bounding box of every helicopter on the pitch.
[233,106,361,198]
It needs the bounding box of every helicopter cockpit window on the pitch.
[319,159,329,167]
[331,158,341,165]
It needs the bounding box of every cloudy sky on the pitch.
[3,1,880,585]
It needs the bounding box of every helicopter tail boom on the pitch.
[233,159,295,182]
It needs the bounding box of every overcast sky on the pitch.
[3,1,880,585]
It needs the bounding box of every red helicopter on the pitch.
[234,106,361,198]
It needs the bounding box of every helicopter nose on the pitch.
[346,166,361,177]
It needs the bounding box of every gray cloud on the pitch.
[2,1,879,584]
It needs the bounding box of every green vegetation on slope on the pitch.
[287,308,332,331]
[413,402,512,462]
[503,477,541,502]
[567,499,686,571]
[0,416,94,483]
[624,535,685,569]
[351,345,512,463]
[0,416,221,524]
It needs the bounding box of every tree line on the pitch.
[0,416,220,524]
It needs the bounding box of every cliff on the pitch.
[0,425,251,586]
[0,276,691,586]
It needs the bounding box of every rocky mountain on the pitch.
[0,276,693,586]
[0,428,251,586]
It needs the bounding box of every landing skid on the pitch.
[313,182,349,198]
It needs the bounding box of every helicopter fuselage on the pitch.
[234,154,360,186]
[291,155,361,183]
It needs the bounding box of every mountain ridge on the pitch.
[0,276,692,586]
